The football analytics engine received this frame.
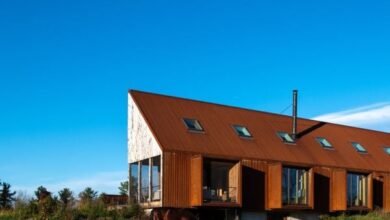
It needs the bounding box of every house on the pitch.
[127,90,390,220]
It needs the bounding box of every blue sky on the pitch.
[0,0,389,195]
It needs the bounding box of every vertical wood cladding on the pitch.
[162,151,192,208]
[330,169,347,211]
[267,163,282,209]
[367,174,373,210]
[384,175,390,212]
[190,155,203,206]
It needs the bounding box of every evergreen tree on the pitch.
[78,187,98,204]
[0,181,16,209]
[118,181,129,196]
[58,188,73,208]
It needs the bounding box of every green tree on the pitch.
[78,187,97,205]
[0,181,16,209]
[34,186,51,201]
[34,186,57,219]
[58,188,73,208]
[118,180,129,196]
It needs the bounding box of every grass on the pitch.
[320,210,390,220]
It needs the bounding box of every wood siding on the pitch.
[162,151,192,208]
[267,163,282,209]
[367,173,373,210]
[384,175,390,212]
[330,169,347,211]
[190,155,203,206]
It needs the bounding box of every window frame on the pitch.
[384,147,390,155]
[351,142,368,153]
[316,137,333,149]
[277,131,295,144]
[232,125,252,138]
[183,118,204,132]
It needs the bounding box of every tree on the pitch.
[78,187,98,204]
[58,188,73,208]
[118,181,129,196]
[34,186,57,219]
[0,181,16,209]
[34,186,51,201]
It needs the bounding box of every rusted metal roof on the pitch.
[130,90,390,173]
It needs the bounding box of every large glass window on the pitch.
[129,162,139,203]
[202,159,238,203]
[282,167,309,205]
[140,159,150,203]
[347,173,368,207]
[151,156,161,201]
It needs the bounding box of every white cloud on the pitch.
[313,102,390,132]
[13,171,127,196]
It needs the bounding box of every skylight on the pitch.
[384,147,390,155]
[183,118,204,132]
[351,142,367,153]
[233,125,252,138]
[277,131,295,143]
[316,137,333,149]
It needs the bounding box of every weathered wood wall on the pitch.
[162,151,192,208]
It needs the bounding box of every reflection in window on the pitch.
[347,173,368,207]
[140,159,149,202]
[151,156,161,201]
[129,162,139,203]
[282,167,308,205]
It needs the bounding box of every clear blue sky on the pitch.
[1,0,390,195]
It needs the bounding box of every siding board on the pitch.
[267,163,282,209]
[384,175,390,212]
[162,152,192,208]
[330,169,347,211]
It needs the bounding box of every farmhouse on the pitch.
[127,90,390,219]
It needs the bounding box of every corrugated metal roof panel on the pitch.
[130,90,390,173]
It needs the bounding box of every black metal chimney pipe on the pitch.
[292,90,298,141]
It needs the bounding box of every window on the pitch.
[129,162,139,203]
[347,173,368,207]
[352,142,367,153]
[282,167,309,205]
[140,159,149,202]
[316,137,333,148]
[183,118,204,131]
[277,131,295,143]
[151,156,161,201]
[233,125,252,138]
[384,147,390,155]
